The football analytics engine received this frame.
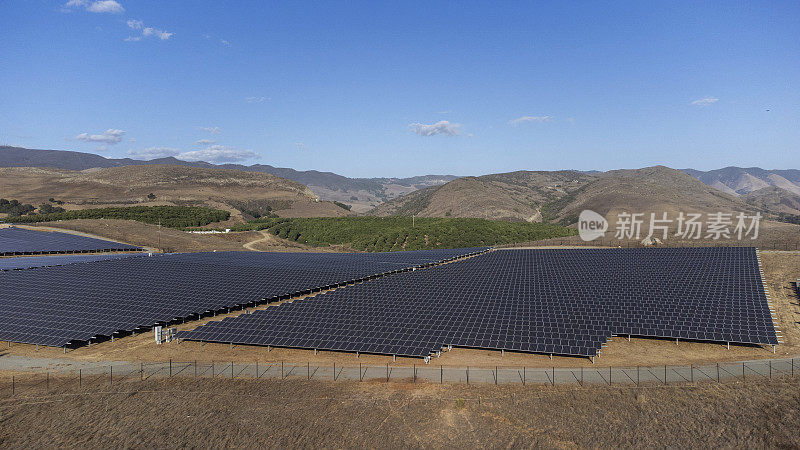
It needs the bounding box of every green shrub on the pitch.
[12,206,229,228]
[228,216,576,251]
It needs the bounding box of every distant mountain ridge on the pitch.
[0,146,457,212]
[682,167,800,196]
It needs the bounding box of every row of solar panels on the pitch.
[178,247,778,359]
[0,248,490,348]
[0,227,142,255]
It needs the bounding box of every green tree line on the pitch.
[229,216,576,251]
[12,206,230,228]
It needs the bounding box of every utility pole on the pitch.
[158,219,161,252]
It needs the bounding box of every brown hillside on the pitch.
[554,166,755,223]
[371,166,766,225]
[370,170,595,222]
[0,165,352,221]
[742,186,800,215]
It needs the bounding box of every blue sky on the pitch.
[1,1,798,177]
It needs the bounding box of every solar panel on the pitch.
[0,253,144,271]
[179,247,778,359]
[0,227,142,255]
[0,248,488,347]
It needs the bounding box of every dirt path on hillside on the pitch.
[242,230,273,251]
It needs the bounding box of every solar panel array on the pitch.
[0,253,144,271]
[0,248,487,347]
[0,227,142,255]
[179,247,777,359]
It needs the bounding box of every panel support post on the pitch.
[727,342,730,350]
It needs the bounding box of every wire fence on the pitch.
[5,356,799,397]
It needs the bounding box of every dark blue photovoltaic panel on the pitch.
[0,248,488,347]
[0,227,142,255]
[179,247,777,358]
[0,253,145,271]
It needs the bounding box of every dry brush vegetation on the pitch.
[0,375,798,447]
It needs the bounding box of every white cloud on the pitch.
[409,120,461,137]
[64,0,125,13]
[199,126,221,134]
[87,0,124,13]
[195,139,216,145]
[220,39,230,47]
[75,129,125,144]
[127,147,180,159]
[142,27,173,40]
[245,96,266,103]
[295,142,306,150]
[125,19,172,41]
[691,97,719,106]
[177,145,258,163]
[509,116,553,126]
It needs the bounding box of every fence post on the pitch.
[717,363,720,383]
[553,367,556,386]
[636,366,639,386]
[792,358,794,377]
[743,362,745,381]
[413,364,416,383]
[608,366,611,385]
[46,372,49,392]
[466,366,469,384]
[307,362,310,380]
[523,366,526,386]
[169,359,172,378]
[330,362,332,381]
[284,361,286,380]
[440,365,443,384]
[11,375,13,396]
[769,360,772,379]
[140,362,143,381]
[690,365,693,383]
[580,367,583,386]
[664,365,667,385]
[495,366,498,385]
[79,369,82,388]
[231,361,234,379]
[110,366,113,386]
[195,360,198,378]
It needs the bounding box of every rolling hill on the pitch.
[0,146,456,212]
[370,166,756,224]
[682,167,800,196]
[742,186,800,215]
[0,165,351,222]
[369,170,596,221]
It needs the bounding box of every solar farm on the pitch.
[0,227,142,255]
[0,234,780,361]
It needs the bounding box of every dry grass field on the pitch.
[22,219,329,253]
[0,375,798,447]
